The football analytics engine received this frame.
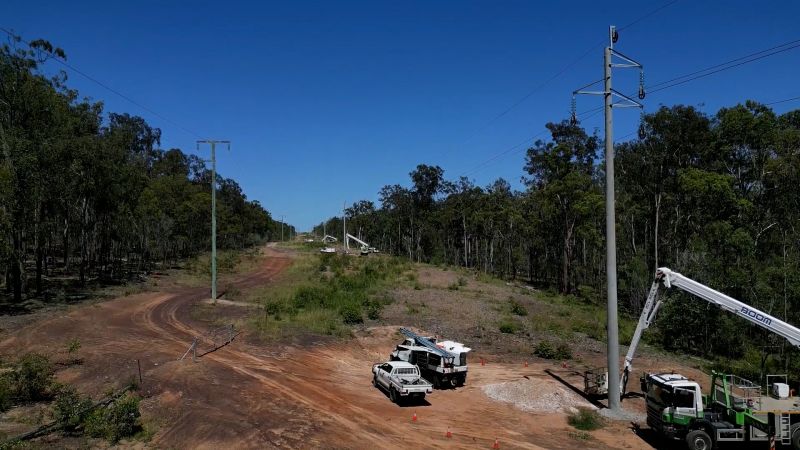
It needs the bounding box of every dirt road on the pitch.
[0,247,653,449]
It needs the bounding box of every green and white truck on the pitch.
[587,267,800,449]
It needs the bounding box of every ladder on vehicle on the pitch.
[399,328,454,361]
[780,413,791,445]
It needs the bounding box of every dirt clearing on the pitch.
[0,247,671,448]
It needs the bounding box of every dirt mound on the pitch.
[482,377,595,413]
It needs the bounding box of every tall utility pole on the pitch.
[280,215,285,241]
[572,26,644,412]
[197,140,230,305]
[342,202,348,252]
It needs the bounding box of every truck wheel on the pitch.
[685,430,712,450]
[791,423,800,450]
[372,375,378,388]
[389,388,398,404]
[432,376,440,389]
[456,374,466,387]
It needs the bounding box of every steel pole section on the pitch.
[211,142,217,304]
[604,44,620,411]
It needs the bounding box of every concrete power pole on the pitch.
[342,202,348,252]
[197,140,230,305]
[281,215,285,242]
[573,26,644,412]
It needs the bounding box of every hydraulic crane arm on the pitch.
[621,267,800,395]
[346,233,370,248]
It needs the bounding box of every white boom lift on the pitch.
[613,267,800,396]
[345,233,376,255]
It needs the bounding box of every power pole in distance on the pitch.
[572,25,645,413]
[280,215,285,242]
[197,140,231,305]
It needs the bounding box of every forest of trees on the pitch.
[0,38,292,305]
[316,101,800,364]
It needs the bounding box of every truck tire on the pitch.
[372,375,378,388]
[389,387,398,404]
[456,374,466,387]
[791,423,800,450]
[432,376,441,389]
[685,429,712,450]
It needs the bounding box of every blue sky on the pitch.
[4,1,799,230]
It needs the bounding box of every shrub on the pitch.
[534,340,556,359]
[66,338,81,354]
[339,304,363,325]
[52,386,93,433]
[555,342,573,360]
[11,353,55,402]
[86,393,141,443]
[457,276,467,287]
[509,299,528,316]
[0,375,12,412]
[498,320,519,334]
[567,407,604,431]
[447,282,460,291]
[413,281,423,290]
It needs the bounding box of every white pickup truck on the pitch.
[372,361,433,404]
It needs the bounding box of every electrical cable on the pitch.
[0,27,204,139]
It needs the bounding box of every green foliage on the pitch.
[533,340,572,360]
[447,282,460,291]
[498,320,519,334]
[9,353,55,403]
[252,255,405,339]
[85,394,141,443]
[509,299,527,316]
[567,408,604,431]
[457,276,467,287]
[52,386,93,433]
[66,338,81,354]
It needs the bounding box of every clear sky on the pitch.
[3,1,799,230]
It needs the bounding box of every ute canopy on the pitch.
[436,340,471,353]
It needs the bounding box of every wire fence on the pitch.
[180,324,238,361]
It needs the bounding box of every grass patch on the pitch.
[498,319,520,334]
[508,298,527,316]
[568,430,592,441]
[567,407,604,431]
[533,340,573,360]
[248,253,408,340]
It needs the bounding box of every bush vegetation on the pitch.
[567,407,604,431]
[251,253,407,339]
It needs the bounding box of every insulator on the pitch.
[570,96,577,126]
[612,30,619,43]
[638,86,646,100]
[638,112,646,139]
[638,71,646,99]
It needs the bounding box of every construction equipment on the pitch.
[322,235,338,243]
[345,233,376,256]
[390,328,470,388]
[585,267,800,398]
[643,370,800,449]
[589,267,800,449]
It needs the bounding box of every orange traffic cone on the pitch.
[492,437,500,449]
[524,361,528,368]
[445,428,452,438]
[481,358,485,366]
[412,412,417,422]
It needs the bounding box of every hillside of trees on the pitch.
[0,38,292,306]
[316,101,800,368]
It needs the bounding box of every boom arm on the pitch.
[346,233,369,248]
[621,267,800,395]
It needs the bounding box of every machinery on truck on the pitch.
[390,328,470,388]
[585,267,800,449]
[372,361,433,404]
[345,233,377,256]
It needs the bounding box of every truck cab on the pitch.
[645,373,704,440]
[391,336,470,388]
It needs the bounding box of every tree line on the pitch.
[0,37,292,305]
[316,100,800,363]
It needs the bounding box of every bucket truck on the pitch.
[345,233,376,256]
[585,267,800,449]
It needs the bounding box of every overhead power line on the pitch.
[0,27,203,139]
[435,0,682,159]
[461,37,800,179]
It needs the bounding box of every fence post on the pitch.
[137,359,142,384]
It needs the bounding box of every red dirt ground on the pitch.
[0,246,669,449]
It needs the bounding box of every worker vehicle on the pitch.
[643,371,800,450]
[345,233,377,256]
[585,267,800,449]
[371,361,433,404]
[390,328,470,389]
